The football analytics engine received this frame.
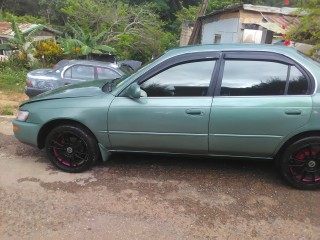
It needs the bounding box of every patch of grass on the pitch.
[0,67,28,93]
[0,105,15,115]
[0,59,46,93]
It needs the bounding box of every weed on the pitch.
[0,106,14,115]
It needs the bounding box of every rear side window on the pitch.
[287,66,308,95]
[97,67,120,80]
[220,60,309,96]
[64,65,95,80]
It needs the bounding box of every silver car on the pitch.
[25,60,131,98]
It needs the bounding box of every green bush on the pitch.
[0,57,47,93]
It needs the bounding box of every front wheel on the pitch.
[278,136,320,190]
[45,124,99,173]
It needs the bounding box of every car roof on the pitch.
[161,44,320,75]
[165,44,300,58]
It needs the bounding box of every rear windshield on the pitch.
[298,51,320,67]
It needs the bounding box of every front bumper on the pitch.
[12,120,40,147]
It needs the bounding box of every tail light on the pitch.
[26,80,33,87]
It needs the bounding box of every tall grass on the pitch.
[0,58,44,93]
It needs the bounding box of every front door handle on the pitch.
[186,109,203,115]
[285,110,302,115]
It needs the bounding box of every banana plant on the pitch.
[58,24,115,59]
[0,19,43,60]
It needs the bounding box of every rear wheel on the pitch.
[45,124,99,173]
[278,136,320,190]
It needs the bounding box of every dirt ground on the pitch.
[0,92,27,115]
[0,117,319,240]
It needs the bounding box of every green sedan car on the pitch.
[13,44,320,190]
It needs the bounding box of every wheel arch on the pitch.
[275,130,320,159]
[37,119,98,149]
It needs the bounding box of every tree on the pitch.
[287,0,320,59]
[61,0,174,61]
[58,24,115,59]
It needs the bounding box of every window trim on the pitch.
[118,52,221,97]
[214,51,315,97]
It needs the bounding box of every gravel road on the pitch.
[0,117,319,240]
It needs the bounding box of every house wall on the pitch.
[201,12,240,44]
[201,18,239,44]
[239,10,264,24]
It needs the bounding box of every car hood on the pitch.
[24,80,109,104]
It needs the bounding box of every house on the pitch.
[182,4,301,46]
[0,22,62,59]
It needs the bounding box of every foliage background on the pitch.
[0,0,306,62]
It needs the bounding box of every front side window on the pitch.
[64,65,95,80]
[140,60,216,97]
[220,60,309,96]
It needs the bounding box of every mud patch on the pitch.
[18,177,41,183]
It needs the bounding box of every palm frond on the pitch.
[0,43,16,50]
[93,30,108,43]
[10,19,25,43]
[95,45,116,53]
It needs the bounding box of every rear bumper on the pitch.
[25,86,46,98]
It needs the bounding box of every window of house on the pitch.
[140,60,216,97]
[213,34,221,44]
[64,65,95,80]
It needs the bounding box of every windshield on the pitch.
[111,56,162,90]
[298,51,320,67]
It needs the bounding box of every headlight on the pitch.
[16,110,29,122]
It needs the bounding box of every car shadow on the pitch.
[96,153,286,189]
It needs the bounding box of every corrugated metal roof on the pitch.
[0,22,62,37]
[242,4,298,15]
[259,14,300,33]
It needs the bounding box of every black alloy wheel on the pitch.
[279,136,320,190]
[45,124,99,173]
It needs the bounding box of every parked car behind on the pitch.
[14,44,320,190]
[25,60,131,98]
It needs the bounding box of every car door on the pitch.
[209,51,314,157]
[62,64,95,86]
[108,52,220,154]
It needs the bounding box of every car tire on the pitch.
[278,136,320,190]
[45,124,99,173]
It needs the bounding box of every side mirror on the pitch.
[125,83,141,99]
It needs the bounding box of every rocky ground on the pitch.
[0,117,319,240]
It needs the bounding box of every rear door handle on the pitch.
[285,110,302,115]
[186,109,203,115]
